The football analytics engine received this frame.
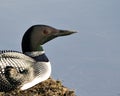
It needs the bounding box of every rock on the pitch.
[0,78,75,96]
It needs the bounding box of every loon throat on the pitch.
[0,25,76,92]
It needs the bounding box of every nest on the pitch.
[0,78,75,96]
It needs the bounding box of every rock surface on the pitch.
[0,78,75,96]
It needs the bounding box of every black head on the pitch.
[22,25,76,53]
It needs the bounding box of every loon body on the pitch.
[0,25,76,92]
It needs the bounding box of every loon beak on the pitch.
[55,30,77,37]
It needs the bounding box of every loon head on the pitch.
[22,25,76,53]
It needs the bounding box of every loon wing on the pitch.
[0,50,35,72]
[0,50,35,62]
[0,50,36,91]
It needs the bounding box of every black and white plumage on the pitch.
[0,25,76,92]
[0,50,51,91]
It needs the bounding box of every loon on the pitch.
[0,25,76,92]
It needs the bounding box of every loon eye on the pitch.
[43,30,51,35]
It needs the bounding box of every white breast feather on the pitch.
[20,62,51,90]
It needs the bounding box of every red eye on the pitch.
[43,30,50,35]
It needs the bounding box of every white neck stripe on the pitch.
[25,51,45,57]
